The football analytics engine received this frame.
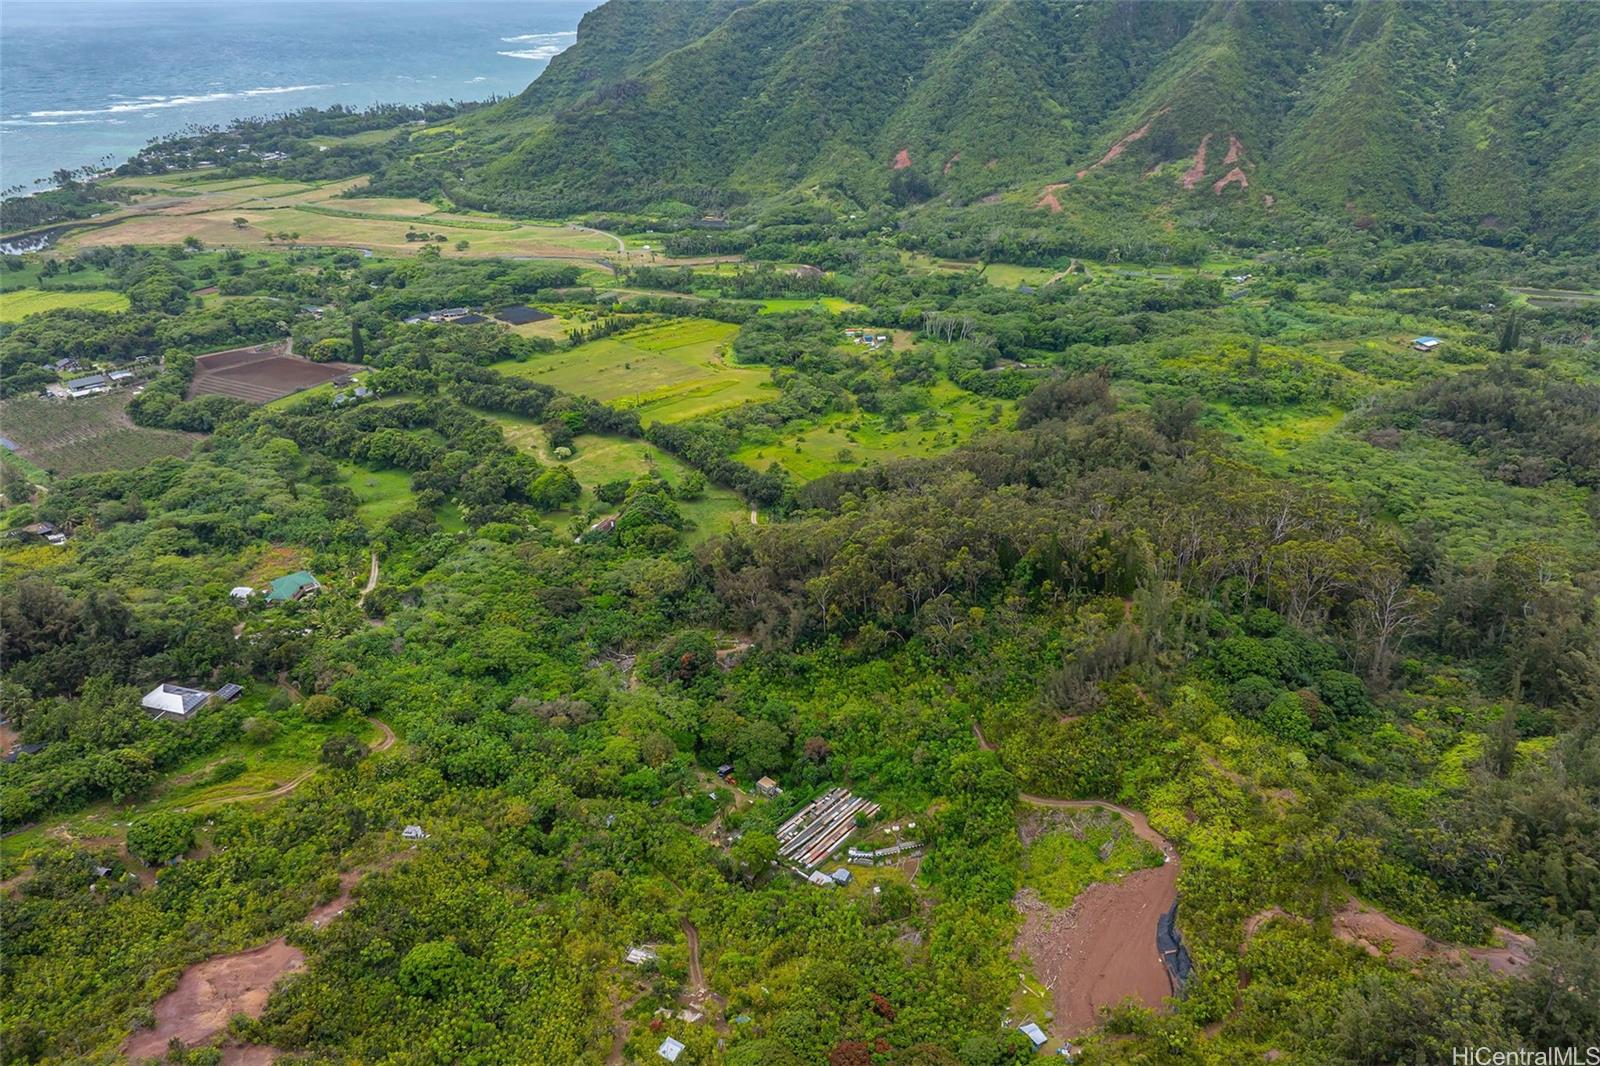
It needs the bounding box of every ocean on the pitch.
[0,0,596,192]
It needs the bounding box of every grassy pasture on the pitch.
[734,381,1009,480]
[68,175,622,262]
[336,461,415,525]
[0,393,197,477]
[492,319,772,425]
[0,288,129,322]
[492,417,749,540]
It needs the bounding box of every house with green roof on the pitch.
[265,570,322,603]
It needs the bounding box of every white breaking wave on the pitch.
[28,84,332,119]
[499,31,575,44]
[498,46,569,61]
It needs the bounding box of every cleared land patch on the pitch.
[734,382,1009,480]
[0,288,130,322]
[492,319,771,424]
[492,419,748,539]
[0,393,197,476]
[336,461,415,525]
[188,341,358,404]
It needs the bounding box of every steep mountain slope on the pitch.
[406,0,1599,246]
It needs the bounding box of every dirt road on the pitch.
[682,918,706,995]
[359,552,378,606]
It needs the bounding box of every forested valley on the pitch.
[2,2,1599,1064]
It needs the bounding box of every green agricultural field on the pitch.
[734,381,1010,480]
[0,288,130,322]
[753,296,866,314]
[336,461,415,524]
[69,174,622,262]
[0,393,197,477]
[492,417,749,539]
[493,318,774,424]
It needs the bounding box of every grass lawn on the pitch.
[336,461,415,524]
[0,288,129,321]
[733,381,1010,480]
[492,318,773,425]
[0,393,198,476]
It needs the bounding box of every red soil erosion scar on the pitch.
[187,340,359,404]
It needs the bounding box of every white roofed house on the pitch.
[141,683,214,720]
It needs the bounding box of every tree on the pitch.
[301,694,342,723]
[351,322,365,362]
[398,939,469,997]
[126,811,196,865]
[232,217,248,229]
[321,733,369,769]
[728,831,777,885]
[1497,308,1521,352]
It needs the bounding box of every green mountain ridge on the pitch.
[393,0,1597,248]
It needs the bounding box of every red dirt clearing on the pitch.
[1013,797,1180,1036]
[1212,168,1249,194]
[1241,901,1535,977]
[1035,183,1069,213]
[1180,133,1213,189]
[1077,107,1170,179]
[1223,133,1246,166]
[122,938,305,1060]
[892,148,913,170]
[188,341,358,404]
[1333,900,1534,976]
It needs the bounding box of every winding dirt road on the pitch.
[359,552,379,606]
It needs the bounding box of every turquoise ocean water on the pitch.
[0,0,594,191]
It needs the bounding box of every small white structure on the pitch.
[1019,1022,1048,1049]
[755,776,782,797]
[830,867,852,885]
[141,683,213,720]
[658,1036,686,1062]
[625,946,658,966]
[230,586,256,602]
[402,824,427,840]
[807,871,836,888]
[675,1008,704,1024]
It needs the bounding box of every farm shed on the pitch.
[1412,336,1442,351]
[756,776,782,797]
[265,570,321,603]
[1019,1022,1048,1049]
[658,1037,686,1062]
[141,683,214,720]
[215,683,244,703]
[402,824,427,840]
[777,788,881,869]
